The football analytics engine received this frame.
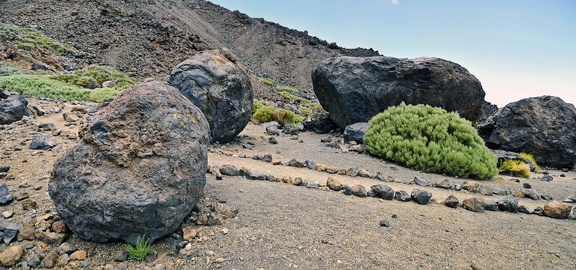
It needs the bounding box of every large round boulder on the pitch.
[0,89,30,125]
[169,48,253,143]
[312,56,486,128]
[49,79,210,244]
[481,96,576,169]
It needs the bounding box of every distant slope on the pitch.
[0,0,380,100]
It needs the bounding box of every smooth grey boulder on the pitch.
[480,96,576,169]
[49,80,210,245]
[0,89,30,125]
[312,56,486,128]
[169,48,253,143]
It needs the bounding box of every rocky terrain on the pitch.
[1,0,576,269]
[0,97,575,269]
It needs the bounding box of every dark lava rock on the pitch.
[497,195,519,213]
[0,184,13,205]
[484,200,499,211]
[49,80,210,245]
[411,189,432,205]
[343,122,368,144]
[303,111,338,134]
[414,176,428,187]
[480,96,576,169]
[444,195,459,208]
[312,56,486,128]
[0,89,31,125]
[169,48,253,143]
[379,219,390,227]
[0,166,9,173]
[29,136,57,150]
[370,184,394,200]
[394,190,412,202]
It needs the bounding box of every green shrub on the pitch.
[259,77,275,86]
[0,75,90,100]
[253,105,275,122]
[279,91,310,104]
[364,103,498,180]
[253,99,268,114]
[276,85,299,93]
[125,235,154,261]
[499,159,531,178]
[519,152,540,171]
[88,87,124,103]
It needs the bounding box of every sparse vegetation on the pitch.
[279,91,311,104]
[499,159,531,178]
[252,102,304,125]
[276,85,299,93]
[125,235,154,261]
[519,152,540,171]
[259,77,275,86]
[0,65,135,102]
[253,105,275,122]
[364,103,498,180]
[0,62,23,76]
[0,23,77,56]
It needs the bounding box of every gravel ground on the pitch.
[1,99,575,269]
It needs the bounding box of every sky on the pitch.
[208,0,576,107]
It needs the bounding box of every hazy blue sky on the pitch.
[209,0,576,107]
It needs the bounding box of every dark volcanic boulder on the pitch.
[481,96,576,169]
[0,89,30,125]
[169,48,253,143]
[49,80,210,244]
[312,56,486,128]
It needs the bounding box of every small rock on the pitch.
[543,200,572,219]
[370,185,394,200]
[41,249,58,268]
[18,225,35,241]
[394,190,412,202]
[288,159,305,168]
[29,136,57,150]
[523,183,532,189]
[477,185,494,196]
[305,160,316,170]
[461,181,479,193]
[518,205,534,214]
[268,137,278,144]
[350,184,367,197]
[35,231,66,245]
[0,166,9,173]
[70,250,87,261]
[292,177,303,186]
[379,220,390,227]
[51,220,68,233]
[345,167,359,177]
[435,179,451,189]
[497,195,519,212]
[57,243,77,255]
[326,177,342,191]
[306,182,319,189]
[1,210,13,218]
[414,176,428,187]
[27,253,42,268]
[242,143,253,149]
[0,184,13,205]
[220,164,239,176]
[541,175,553,182]
[484,200,499,211]
[342,185,352,196]
[0,245,24,267]
[444,195,459,208]
[265,126,280,136]
[3,230,17,244]
[462,197,486,213]
[523,189,540,200]
[114,250,129,262]
[411,189,432,205]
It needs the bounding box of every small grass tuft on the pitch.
[499,159,531,178]
[125,235,155,261]
[259,77,275,86]
[519,152,540,171]
[276,85,299,93]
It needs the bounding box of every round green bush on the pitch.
[364,103,498,180]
